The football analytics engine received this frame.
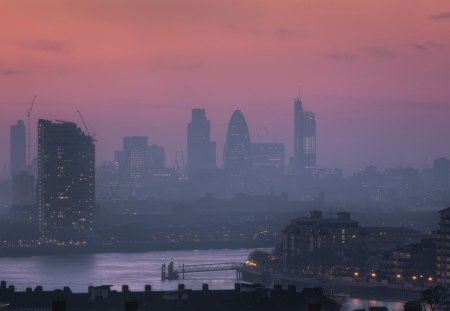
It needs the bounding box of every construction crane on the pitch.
[180,150,185,173]
[174,151,180,173]
[26,96,36,165]
[76,110,96,141]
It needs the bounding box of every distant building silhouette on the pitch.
[433,158,450,197]
[293,98,316,176]
[187,109,216,173]
[13,171,34,205]
[378,167,421,200]
[251,143,285,194]
[122,136,148,182]
[147,144,166,171]
[37,119,95,243]
[223,110,252,196]
[10,120,26,176]
[251,143,285,176]
[114,150,124,167]
[224,110,251,175]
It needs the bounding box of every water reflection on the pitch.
[344,298,405,311]
[0,249,253,292]
[0,248,405,309]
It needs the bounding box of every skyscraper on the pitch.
[251,143,285,194]
[10,120,26,176]
[293,98,316,176]
[251,143,285,178]
[187,109,216,173]
[37,119,95,243]
[224,109,251,175]
[147,144,166,171]
[122,136,148,181]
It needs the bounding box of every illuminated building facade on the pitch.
[37,119,95,243]
[293,98,316,176]
[122,136,148,181]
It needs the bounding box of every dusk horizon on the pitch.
[1,0,450,174]
[3,2,450,310]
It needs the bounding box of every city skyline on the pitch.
[1,1,450,173]
[1,96,449,178]
[2,1,450,305]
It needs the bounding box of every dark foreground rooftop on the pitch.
[0,281,341,311]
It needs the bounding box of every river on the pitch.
[0,248,406,310]
[0,248,259,292]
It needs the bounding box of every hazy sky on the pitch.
[1,0,450,175]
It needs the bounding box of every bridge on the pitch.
[177,262,244,279]
[162,260,253,280]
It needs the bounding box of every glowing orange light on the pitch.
[245,260,257,267]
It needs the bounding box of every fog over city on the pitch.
[1,1,450,172]
[1,1,450,310]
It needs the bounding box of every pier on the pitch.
[161,260,245,280]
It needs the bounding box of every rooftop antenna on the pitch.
[26,96,36,165]
[298,85,302,99]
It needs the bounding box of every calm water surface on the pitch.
[0,248,256,292]
[342,299,405,311]
[0,248,404,310]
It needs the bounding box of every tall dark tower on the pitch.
[37,119,95,243]
[224,110,251,175]
[187,109,216,173]
[10,120,26,176]
[122,136,148,182]
[294,98,316,176]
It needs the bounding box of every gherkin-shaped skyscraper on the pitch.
[224,109,251,175]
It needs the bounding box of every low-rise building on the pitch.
[283,211,366,277]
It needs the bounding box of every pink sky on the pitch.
[1,0,450,174]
